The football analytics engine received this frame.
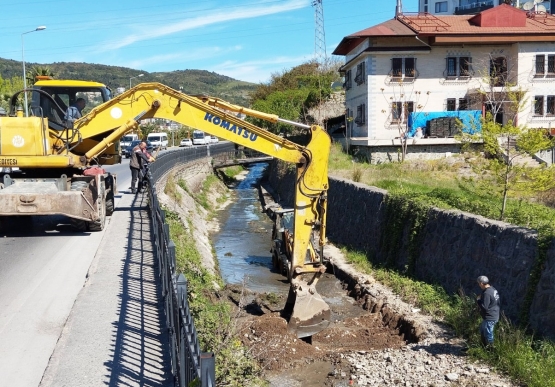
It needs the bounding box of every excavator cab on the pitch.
[30,79,112,131]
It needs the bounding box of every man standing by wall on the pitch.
[129,141,150,194]
[476,276,500,349]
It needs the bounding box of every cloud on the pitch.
[209,54,313,83]
[125,46,243,69]
[101,0,309,52]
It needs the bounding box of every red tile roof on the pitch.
[332,4,555,56]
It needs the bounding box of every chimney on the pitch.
[396,0,403,18]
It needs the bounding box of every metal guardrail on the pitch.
[145,142,234,387]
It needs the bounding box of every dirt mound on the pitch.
[240,314,320,371]
[236,300,407,374]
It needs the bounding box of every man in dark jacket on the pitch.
[129,141,151,194]
[476,275,500,348]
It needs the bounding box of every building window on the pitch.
[446,57,472,78]
[534,54,555,78]
[392,58,403,77]
[424,0,428,12]
[354,61,366,85]
[534,96,544,116]
[435,1,448,12]
[355,104,366,126]
[535,55,545,77]
[490,57,507,87]
[446,98,468,111]
[345,70,352,90]
[391,101,413,123]
[390,57,417,79]
[548,96,555,115]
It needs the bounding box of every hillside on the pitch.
[0,58,256,106]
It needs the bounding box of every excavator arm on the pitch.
[2,82,332,337]
[95,83,332,337]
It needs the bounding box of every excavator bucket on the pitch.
[285,283,331,338]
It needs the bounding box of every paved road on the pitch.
[0,160,132,387]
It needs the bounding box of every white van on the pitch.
[192,130,208,145]
[120,133,139,148]
[147,132,169,150]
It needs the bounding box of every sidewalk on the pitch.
[39,191,172,387]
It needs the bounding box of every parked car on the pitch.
[123,140,153,158]
[210,136,219,143]
[180,138,193,147]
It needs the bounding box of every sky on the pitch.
[1,0,419,84]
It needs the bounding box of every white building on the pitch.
[419,0,552,15]
[332,4,555,162]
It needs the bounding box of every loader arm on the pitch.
[73,82,331,337]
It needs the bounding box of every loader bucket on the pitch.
[285,284,331,338]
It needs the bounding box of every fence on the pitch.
[145,142,234,387]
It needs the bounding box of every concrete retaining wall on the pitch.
[267,161,555,338]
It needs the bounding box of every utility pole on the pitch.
[312,0,327,126]
[312,0,327,65]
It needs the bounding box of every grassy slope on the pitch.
[328,143,555,387]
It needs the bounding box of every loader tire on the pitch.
[105,191,114,216]
[88,191,106,232]
[70,180,89,232]
[70,218,88,232]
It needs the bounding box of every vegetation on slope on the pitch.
[329,143,555,387]
[164,171,263,386]
[0,57,256,106]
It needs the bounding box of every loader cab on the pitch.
[30,79,111,130]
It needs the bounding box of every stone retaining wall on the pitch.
[352,143,464,164]
[267,161,555,339]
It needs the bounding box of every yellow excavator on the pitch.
[0,79,331,338]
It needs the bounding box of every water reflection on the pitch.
[213,163,288,294]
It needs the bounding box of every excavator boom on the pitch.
[0,81,332,337]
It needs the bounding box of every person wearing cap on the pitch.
[476,275,500,348]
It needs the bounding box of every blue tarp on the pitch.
[407,110,482,137]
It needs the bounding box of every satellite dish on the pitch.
[522,0,535,10]
[537,4,547,11]
[533,0,544,4]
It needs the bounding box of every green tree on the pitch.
[26,65,55,85]
[461,105,555,221]
[0,75,24,111]
[138,122,158,139]
[249,60,341,134]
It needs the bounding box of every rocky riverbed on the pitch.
[253,246,519,387]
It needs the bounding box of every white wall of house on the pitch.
[342,39,555,142]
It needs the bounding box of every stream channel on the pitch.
[213,162,361,313]
[210,163,409,386]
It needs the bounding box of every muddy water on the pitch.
[213,163,367,322]
[214,163,287,294]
